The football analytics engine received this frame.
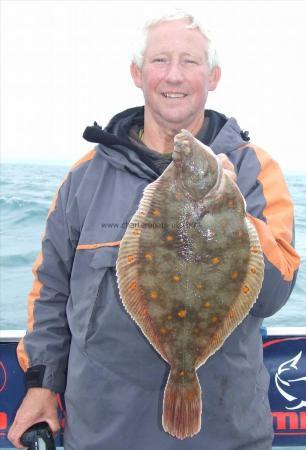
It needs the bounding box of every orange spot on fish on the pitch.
[250,267,257,274]
[203,301,211,309]
[160,327,167,334]
[243,286,250,294]
[132,229,141,236]
[231,271,238,280]
[211,315,219,323]
[144,253,153,261]
[152,209,161,217]
[166,235,174,242]
[179,371,185,377]
[127,255,135,263]
[196,283,205,289]
[177,309,187,318]
[172,274,181,282]
[187,392,194,401]
[212,257,221,265]
[251,246,258,253]
[228,310,235,319]
[149,291,158,300]
[129,281,137,291]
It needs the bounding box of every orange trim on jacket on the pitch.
[76,241,121,250]
[17,150,96,371]
[247,145,300,282]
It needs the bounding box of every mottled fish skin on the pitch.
[137,131,249,369]
[116,129,264,439]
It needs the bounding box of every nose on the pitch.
[165,61,184,83]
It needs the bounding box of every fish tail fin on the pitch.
[162,370,202,439]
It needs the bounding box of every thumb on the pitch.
[44,414,61,435]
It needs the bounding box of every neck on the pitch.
[141,112,205,154]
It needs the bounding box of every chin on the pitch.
[159,112,193,127]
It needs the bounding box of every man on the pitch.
[9,9,300,450]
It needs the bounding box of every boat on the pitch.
[0,327,306,448]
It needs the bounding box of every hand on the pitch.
[8,388,60,448]
[217,153,237,183]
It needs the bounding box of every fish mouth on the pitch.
[161,92,188,99]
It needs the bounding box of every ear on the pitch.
[130,62,143,89]
[208,66,221,91]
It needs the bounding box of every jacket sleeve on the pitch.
[235,144,300,318]
[17,172,78,393]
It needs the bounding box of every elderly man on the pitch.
[9,10,300,450]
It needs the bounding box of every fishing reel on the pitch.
[20,422,55,450]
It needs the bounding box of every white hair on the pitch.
[131,8,220,70]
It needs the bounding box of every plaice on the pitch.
[116,129,264,439]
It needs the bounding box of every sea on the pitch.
[1,163,305,330]
[0,163,305,450]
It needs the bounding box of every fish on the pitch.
[116,129,264,439]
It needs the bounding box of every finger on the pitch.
[44,415,60,435]
[217,154,236,181]
[8,420,28,449]
[8,415,60,448]
[217,153,234,171]
[224,168,237,183]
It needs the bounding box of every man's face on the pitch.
[131,19,221,130]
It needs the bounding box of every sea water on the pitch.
[0,164,305,450]
[1,163,305,330]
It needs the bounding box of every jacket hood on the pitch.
[82,106,250,181]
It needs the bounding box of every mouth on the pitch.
[161,92,188,99]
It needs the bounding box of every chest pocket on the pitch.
[85,245,120,344]
[90,245,119,269]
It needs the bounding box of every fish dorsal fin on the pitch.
[116,177,171,363]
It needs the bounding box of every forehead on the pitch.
[145,19,208,56]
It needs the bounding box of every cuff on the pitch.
[25,364,67,393]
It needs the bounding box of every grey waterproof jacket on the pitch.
[17,107,300,450]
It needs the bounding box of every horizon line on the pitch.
[2,160,306,176]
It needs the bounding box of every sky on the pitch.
[1,0,306,173]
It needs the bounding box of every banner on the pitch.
[1,332,306,447]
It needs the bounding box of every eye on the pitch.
[152,57,167,63]
[184,59,197,65]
